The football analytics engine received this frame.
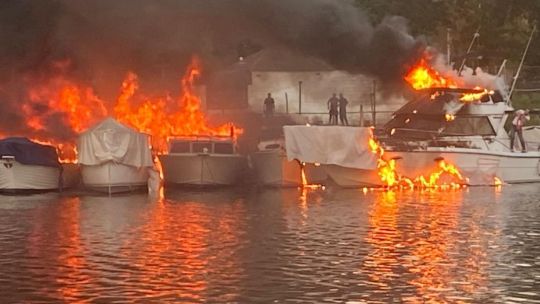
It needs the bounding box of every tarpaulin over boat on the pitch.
[0,137,60,168]
[78,118,153,168]
[283,126,378,170]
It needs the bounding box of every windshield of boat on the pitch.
[384,90,497,139]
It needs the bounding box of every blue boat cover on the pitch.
[0,137,60,168]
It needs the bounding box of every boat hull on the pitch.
[251,151,302,187]
[159,154,246,186]
[81,162,149,193]
[325,149,540,187]
[0,159,60,192]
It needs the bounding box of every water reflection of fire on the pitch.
[7,56,242,162]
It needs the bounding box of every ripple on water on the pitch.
[0,184,539,302]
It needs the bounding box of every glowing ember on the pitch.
[493,176,503,186]
[445,114,456,121]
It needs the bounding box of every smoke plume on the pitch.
[0,0,426,140]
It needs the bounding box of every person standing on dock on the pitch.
[327,93,339,125]
[510,109,530,152]
[338,93,349,125]
[263,93,275,118]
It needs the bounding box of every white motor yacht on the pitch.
[325,88,540,187]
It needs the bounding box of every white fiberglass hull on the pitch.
[325,149,540,187]
[0,159,60,191]
[159,153,247,186]
[251,151,302,187]
[81,162,149,193]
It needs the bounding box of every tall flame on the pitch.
[114,57,243,153]
[2,56,242,162]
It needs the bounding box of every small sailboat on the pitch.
[77,118,155,194]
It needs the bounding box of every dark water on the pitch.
[0,184,539,303]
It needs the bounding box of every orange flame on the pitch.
[114,57,243,153]
[405,58,459,90]
[4,56,242,163]
[405,56,491,103]
[300,162,322,190]
[368,131,466,189]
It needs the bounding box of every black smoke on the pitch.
[0,0,426,138]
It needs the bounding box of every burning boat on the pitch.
[159,136,247,186]
[77,118,155,194]
[324,88,540,187]
[0,137,64,192]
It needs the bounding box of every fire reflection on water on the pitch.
[124,192,247,302]
[27,197,91,302]
[362,189,495,303]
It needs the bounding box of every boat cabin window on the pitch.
[170,141,191,153]
[192,142,212,153]
[442,116,495,136]
[213,142,234,154]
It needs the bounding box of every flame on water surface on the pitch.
[300,162,323,190]
[368,130,466,189]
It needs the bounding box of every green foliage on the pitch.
[355,0,540,67]
[512,92,540,125]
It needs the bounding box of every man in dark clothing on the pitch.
[327,93,339,125]
[338,93,349,125]
[263,93,275,117]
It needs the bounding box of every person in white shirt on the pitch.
[510,109,530,152]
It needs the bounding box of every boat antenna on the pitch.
[508,24,537,105]
[496,59,507,78]
[457,28,481,76]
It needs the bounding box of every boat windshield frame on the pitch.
[167,136,236,155]
[384,89,499,139]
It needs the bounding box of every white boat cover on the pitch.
[77,118,154,168]
[283,126,378,170]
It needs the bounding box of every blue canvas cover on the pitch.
[0,137,60,168]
